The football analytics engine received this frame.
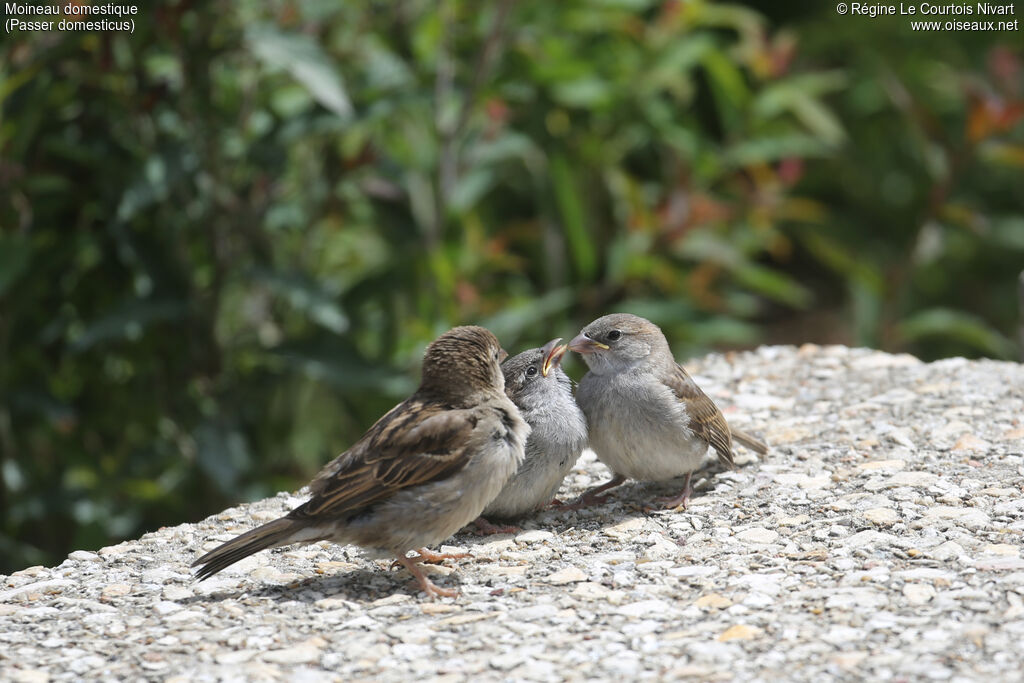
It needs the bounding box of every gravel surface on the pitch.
[3,344,1024,682]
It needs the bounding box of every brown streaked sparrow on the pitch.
[192,326,530,599]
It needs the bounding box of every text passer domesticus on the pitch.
[192,326,529,599]
[474,339,588,532]
[568,313,767,509]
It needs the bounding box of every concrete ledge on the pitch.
[3,345,1024,680]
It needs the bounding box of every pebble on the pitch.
[514,530,554,544]
[717,624,761,641]
[864,471,938,491]
[695,593,733,609]
[863,508,900,525]
[735,527,779,544]
[542,566,588,585]
[904,584,937,605]
[262,638,325,665]
[2,346,1022,682]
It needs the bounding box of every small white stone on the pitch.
[913,507,991,530]
[163,609,204,624]
[736,527,779,544]
[514,530,555,544]
[863,508,899,525]
[618,599,672,618]
[489,654,523,671]
[510,604,560,621]
[153,600,183,615]
[981,544,1020,557]
[216,650,258,665]
[162,585,193,601]
[856,459,907,473]
[603,517,647,540]
[67,551,100,562]
[543,566,588,585]
[865,471,937,491]
[929,541,965,561]
[903,583,936,605]
[6,670,50,683]
[734,573,783,595]
[262,638,325,665]
[743,592,774,608]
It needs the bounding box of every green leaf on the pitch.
[0,235,32,297]
[989,216,1024,251]
[640,35,716,95]
[449,168,495,213]
[734,263,813,309]
[552,77,613,108]
[700,49,749,131]
[799,231,884,291]
[899,308,1017,359]
[549,154,597,280]
[252,268,349,334]
[246,25,352,119]
[791,96,846,146]
[723,134,833,167]
[70,299,189,352]
[754,72,847,118]
[194,420,252,494]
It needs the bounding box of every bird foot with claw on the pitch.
[649,490,690,512]
[393,554,458,600]
[407,577,458,599]
[413,547,472,564]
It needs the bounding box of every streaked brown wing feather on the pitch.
[662,363,734,468]
[292,398,480,520]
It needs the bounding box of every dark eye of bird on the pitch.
[607,330,622,341]
[526,366,538,378]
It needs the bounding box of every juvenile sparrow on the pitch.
[568,313,767,509]
[192,326,530,599]
[475,339,588,532]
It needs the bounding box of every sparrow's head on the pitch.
[421,325,507,395]
[568,313,669,375]
[501,338,571,408]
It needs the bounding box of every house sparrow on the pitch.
[192,326,530,599]
[474,339,588,533]
[568,313,767,509]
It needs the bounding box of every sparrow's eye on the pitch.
[607,330,622,342]
[526,366,538,378]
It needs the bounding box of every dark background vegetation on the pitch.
[2,0,1022,573]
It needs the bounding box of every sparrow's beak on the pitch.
[567,332,609,354]
[540,338,567,377]
[498,348,509,363]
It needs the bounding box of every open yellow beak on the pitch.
[540,338,568,377]
[567,332,609,354]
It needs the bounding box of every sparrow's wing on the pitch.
[662,364,734,468]
[293,398,481,520]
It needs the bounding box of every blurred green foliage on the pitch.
[1,0,1021,572]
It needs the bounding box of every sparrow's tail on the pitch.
[731,428,768,455]
[192,517,312,581]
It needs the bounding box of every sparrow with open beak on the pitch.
[568,313,767,509]
[474,338,588,532]
[192,326,529,599]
